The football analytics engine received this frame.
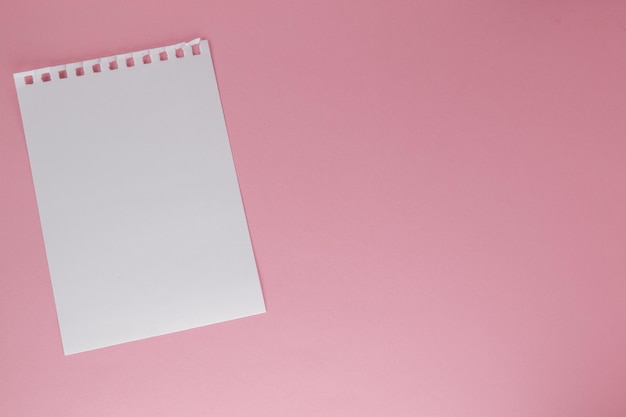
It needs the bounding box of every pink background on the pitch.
[1,1,626,416]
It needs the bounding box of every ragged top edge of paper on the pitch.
[13,38,209,88]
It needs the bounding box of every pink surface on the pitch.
[1,1,626,416]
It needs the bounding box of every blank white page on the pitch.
[14,39,265,355]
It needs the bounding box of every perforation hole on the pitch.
[59,70,68,79]
[24,75,34,84]
[126,57,135,67]
[191,44,201,55]
[143,54,152,64]
[175,48,184,58]
[41,73,51,82]
[92,63,101,73]
[109,61,118,70]
[159,51,168,61]
[76,67,85,76]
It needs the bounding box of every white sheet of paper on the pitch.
[14,39,265,355]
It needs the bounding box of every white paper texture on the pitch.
[14,39,266,355]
